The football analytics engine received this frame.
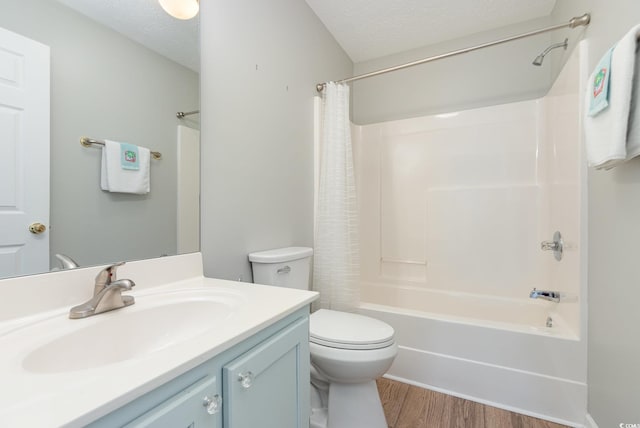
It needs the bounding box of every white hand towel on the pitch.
[585,24,640,169]
[100,140,150,194]
[626,42,640,158]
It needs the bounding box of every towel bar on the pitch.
[80,137,162,160]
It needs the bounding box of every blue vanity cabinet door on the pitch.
[222,317,310,428]
[123,375,218,428]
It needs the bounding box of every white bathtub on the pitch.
[362,283,576,337]
[359,283,587,427]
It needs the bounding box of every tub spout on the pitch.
[529,288,561,303]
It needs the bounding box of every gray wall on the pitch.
[199,0,352,281]
[551,1,640,426]
[0,0,199,270]
[352,17,553,125]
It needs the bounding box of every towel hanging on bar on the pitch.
[100,140,151,194]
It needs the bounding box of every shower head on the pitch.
[532,54,545,66]
[532,38,569,66]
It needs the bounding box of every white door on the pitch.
[0,27,50,278]
[176,125,200,254]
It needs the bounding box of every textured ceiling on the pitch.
[304,0,557,62]
[53,0,556,72]
[54,0,199,72]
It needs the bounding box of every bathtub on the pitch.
[359,283,587,427]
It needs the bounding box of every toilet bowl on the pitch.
[249,247,398,428]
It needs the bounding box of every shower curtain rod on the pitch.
[176,110,200,119]
[316,13,590,92]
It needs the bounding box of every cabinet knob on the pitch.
[238,371,254,389]
[203,394,222,415]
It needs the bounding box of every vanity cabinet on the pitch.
[88,309,310,428]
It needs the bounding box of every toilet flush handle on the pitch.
[277,266,291,274]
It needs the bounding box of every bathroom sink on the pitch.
[21,290,242,373]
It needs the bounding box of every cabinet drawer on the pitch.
[124,376,219,428]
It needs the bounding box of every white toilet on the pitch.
[249,247,397,428]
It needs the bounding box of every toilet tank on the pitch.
[248,247,313,290]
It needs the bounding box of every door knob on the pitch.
[29,223,47,234]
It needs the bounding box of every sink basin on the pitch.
[22,290,241,373]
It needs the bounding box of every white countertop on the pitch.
[0,254,317,427]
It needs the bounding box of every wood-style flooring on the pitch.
[376,378,569,428]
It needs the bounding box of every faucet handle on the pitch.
[540,231,563,261]
[109,278,135,291]
[94,261,126,295]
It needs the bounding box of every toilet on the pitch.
[249,247,397,428]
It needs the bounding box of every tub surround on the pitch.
[353,39,586,426]
[353,41,585,337]
[0,253,317,427]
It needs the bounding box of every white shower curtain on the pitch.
[313,82,360,311]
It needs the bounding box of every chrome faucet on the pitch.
[69,262,135,319]
[529,288,561,303]
[55,253,79,270]
[93,261,124,296]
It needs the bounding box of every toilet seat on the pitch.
[310,309,395,350]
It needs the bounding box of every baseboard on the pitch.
[584,414,599,428]
[386,346,587,427]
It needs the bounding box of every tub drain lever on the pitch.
[541,231,563,261]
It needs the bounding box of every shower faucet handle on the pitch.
[540,241,559,251]
[541,231,563,261]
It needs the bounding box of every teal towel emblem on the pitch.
[593,68,607,97]
[120,143,140,170]
[589,46,614,117]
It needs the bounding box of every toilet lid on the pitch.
[310,309,395,350]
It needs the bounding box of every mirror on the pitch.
[0,0,200,279]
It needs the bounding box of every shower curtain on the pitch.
[313,82,360,311]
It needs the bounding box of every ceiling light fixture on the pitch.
[159,0,199,20]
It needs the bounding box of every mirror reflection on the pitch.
[0,0,200,280]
